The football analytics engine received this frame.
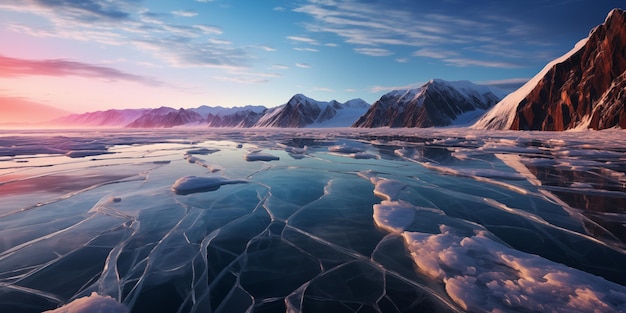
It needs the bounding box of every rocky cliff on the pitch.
[475,8,626,131]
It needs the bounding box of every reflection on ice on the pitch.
[0,128,625,312]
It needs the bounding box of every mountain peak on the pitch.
[353,78,501,128]
[474,7,626,130]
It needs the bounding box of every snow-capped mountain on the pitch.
[473,8,626,131]
[352,79,503,128]
[51,108,150,127]
[198,105,266,127]
[254,94,370,128]
[126,107,204,128]
[46,95,369,128]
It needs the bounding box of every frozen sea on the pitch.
[0,128,625,313]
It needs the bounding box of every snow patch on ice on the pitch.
[403,225,626,313]
[171,175,247,195]
[43,292,129,313]
[328,144,365,154]
[183,153,220,172]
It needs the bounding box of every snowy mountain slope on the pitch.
[473,8,626,130]
[192,105,266,119]
[126,107,204,128]
[51,108,150,127]
[47,95,368,128]
[254,94,370,128]
[352,79,502,128]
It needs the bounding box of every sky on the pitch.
[0,0,623,121]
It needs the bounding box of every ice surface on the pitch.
[0,128,625,313]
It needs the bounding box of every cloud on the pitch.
[477,78,529,91]
[313,87,335,92]
[395,58,409,63]
[354,47,393,57]
[0,0,137,22]
[192,25,223,35]
[171,10,198,17]
[213,71,281,84]
[443,58,521,68]
[0,55,163,86]
[1,1,251,70]
[256,45,276,52]
[132,36,249,69]
[413,48,458,59]
[272,64,289,70]
[295,63,312,68]
[294,47,319,52]
[293,1,556,66]
[213,76,270,84]
[369,82,424,93]
[286,35,319,45]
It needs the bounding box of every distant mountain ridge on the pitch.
[353,79,503,128]
[48,79,507,129]
[473,8,626,131]
[49,96,371,128]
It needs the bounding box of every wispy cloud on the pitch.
[293,0,553,67]
[313,87,335,92]
[354,47,393,57]
[443,58,521,68]
[294,47,319,52]
[171,10,198,17]
[477,77,529,90]
[295,63,312,68]
[272,64,289,70]
[413,48,458,59]
[286,35,319,45]
[213,71,281,84]
[1,1,252,69]
[369,82,425,93]
[0,55,163,86]
[256,45,277,52]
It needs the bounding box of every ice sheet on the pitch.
[0,128,624,313]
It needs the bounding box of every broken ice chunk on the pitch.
[244,151,279,161]
[328,144,365,153]
[65,150,114,158]
[172,175,247,195]
[186,148,220,155]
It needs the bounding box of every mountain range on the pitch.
[46,81,502,129]
[38,8,626,131]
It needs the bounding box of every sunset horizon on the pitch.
[1,1,623,124]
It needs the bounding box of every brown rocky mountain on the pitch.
[475,8,626,131]
[352,79,502,128]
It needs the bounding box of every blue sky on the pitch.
[0,0,622,114]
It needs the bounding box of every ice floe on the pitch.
[244,151,279,161]
[171,175,247,195]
